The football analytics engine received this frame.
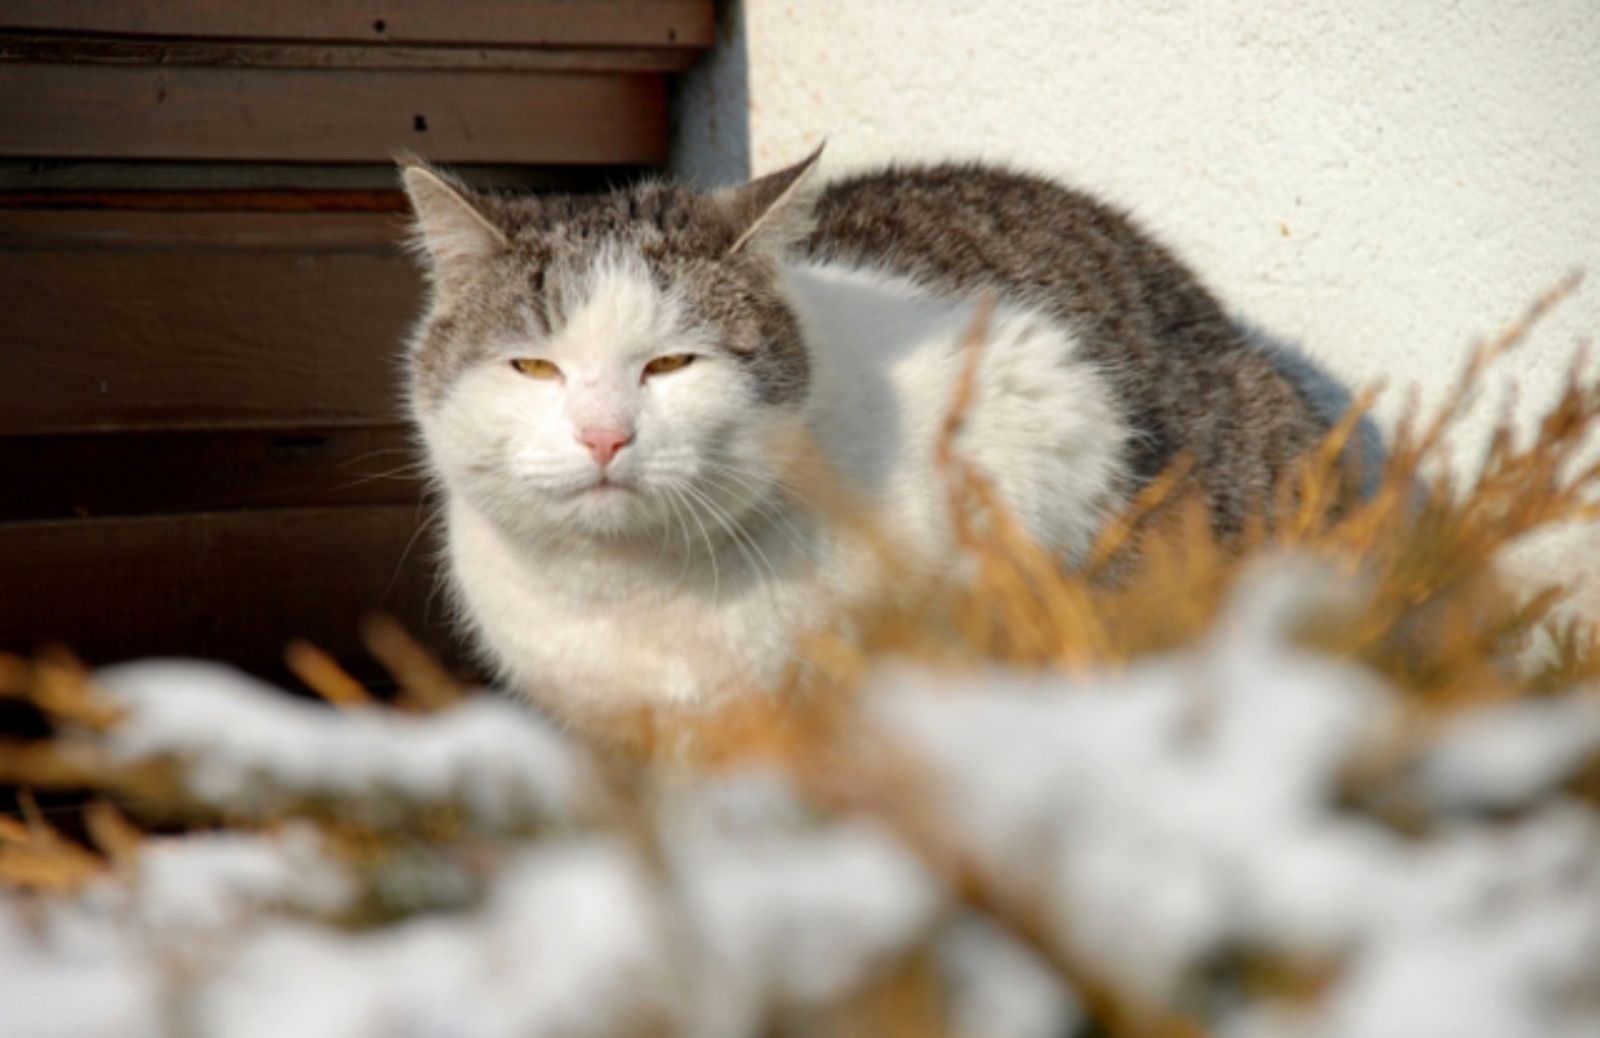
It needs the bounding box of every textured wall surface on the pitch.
[674,0,1600,460]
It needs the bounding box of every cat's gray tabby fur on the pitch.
[401,149,1340,721]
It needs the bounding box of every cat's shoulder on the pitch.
[798,159,1172,296]
[805,160,1137,248]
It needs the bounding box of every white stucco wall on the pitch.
[674,0,1600,463]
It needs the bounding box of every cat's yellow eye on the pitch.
[643,354,695,378]
[511,358,561,380]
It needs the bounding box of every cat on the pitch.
[399,148,1334,730]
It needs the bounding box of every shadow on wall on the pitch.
[670,0,752,184]
[1238,320,1387,500]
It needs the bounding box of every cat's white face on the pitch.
[421,253,792,544]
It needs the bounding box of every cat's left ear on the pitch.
[715,143,826,257]
[398,157,508,276]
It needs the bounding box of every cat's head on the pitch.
[401,148,823,544]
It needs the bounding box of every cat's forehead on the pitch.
[500,182,736,261]
[410,184,809,410]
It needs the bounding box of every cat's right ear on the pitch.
[715,143,826,257]
[398,158,508,276]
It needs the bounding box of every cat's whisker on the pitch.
[675,480,763,581]
[695,458,825,524]
[328,462,432,493]
[691,468,814,562]
[669,481,722,602]
[382,504,441,604]
[707,474,830,559]
[673,480,806,671]
[656,483,697,587]
[337,446,422,469]
[420,524,455,624]
[678,480,783,591]
[700,458,831,514]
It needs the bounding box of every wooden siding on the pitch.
[0,1,716,50]
[0,426,421,522]
[0,64,669,165]
[0,507,445,683]
[0,211,416,435]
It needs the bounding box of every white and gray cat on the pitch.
[400,148,1339,726]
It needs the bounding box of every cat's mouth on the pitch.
[573,475,637,496]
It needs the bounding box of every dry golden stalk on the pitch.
[1286,383,1384,538]
[0,652,29,696]
[0,790,106,893]
[359,613,464,713]
[28,649,125,732]
[284,639,375,708]
[83,800,144,868]
[1525,619,1600,694]
[0,739,109,788]
[16,790,48,839]
[933,294,996,488]
[1086,452,1198,576]
[0,842,105,893]
[0,741,192,829]
[932,296,1006,570]
[812,946,953,1038]
[0,813,29,844]
[1407,270,1585,463]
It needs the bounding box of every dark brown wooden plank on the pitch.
[0,63,668,164]
[1,208,405,250]
[0,207,408,250]
[0,506,455,683]
[0,426,424,521]
[0,190,409,212]
[0,1,715,49]
[0,211,419,434]
[0,161,639,194]
[0,33,703,72]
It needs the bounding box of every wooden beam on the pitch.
[0,506,454,682]
[0,161,632,194]
[0,63,668,164]
[0,207,403,250]
[0,33,703,73]
[0,210,418,434]
[0,191,410,212]
[0,1,716,49]
[0,426,423,521]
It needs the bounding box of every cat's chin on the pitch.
[566,489,651,534]
[530,487,680,546]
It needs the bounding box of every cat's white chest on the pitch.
[445,500,822,715]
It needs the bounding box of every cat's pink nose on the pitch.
[578,427,634,466]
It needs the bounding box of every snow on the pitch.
[0,777,944,1038]
[1319,890,1600,1038]
[938,915,1082,1038]
[661,769,940,1033]
[3,561,1597,1036]
[0,826,351,1038]
[194,839,677,1038]
[1421,694,1600,812]
[96,660,601,827]
[130,825,353,933]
